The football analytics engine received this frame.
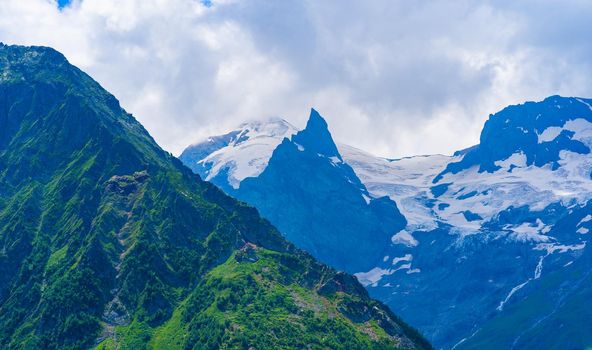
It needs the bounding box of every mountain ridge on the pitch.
[0,43,429,350]
[233,109,406,272]
[182,96,592,349]
[435,95,592,182]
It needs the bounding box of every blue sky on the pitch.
[56,0,71,9]
[2,0,592,157]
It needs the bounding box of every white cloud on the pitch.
[0,0,591,157]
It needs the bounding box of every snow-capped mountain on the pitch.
[180,96,592,349]
[341,107,592,239]
[181,117,298,191]
[182,109,406,272]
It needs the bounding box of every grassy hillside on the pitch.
[0,44,431,350]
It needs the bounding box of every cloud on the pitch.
[0,0,591,157]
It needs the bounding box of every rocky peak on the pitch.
[291,108,342,160]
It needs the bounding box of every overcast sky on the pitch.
[1,0,591,157]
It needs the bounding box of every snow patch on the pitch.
[535,242,586,254]
[497,280,530,311]
[354,268,393,287]
[393,263,412,272]
[563,118,592,143]
[362,194,372,204]
[329,156,342,165]
[537,126,562,143]
[391,230,419,247]
[534,255,545,279]
[507,219,550,242]
[494,152,527,169]
[355,255,420,286]
[392,254,413,265]
[579,214,592,225]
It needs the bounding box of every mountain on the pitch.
[181,96,592,349]
[181,117,298,192]
[339,97,592,349]
[0,44,431,350]
[435,96,592,180]
[181,109,406,272]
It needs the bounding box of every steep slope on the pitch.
[183,96,592,349]
[0,44,430,350]
[456,239,592,349]
[183,109,406,272]
[340,96,592,349]
[181,118,298,192]
[436,95,592,179]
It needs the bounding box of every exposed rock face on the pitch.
[181,96,592,349]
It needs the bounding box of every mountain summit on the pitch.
[291,108,342,159]
[436,95,592,181]
[184,109,407,272]
[183,96,592,349]
[180,117,298,191]
[0,44,430,350]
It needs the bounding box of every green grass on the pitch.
[0,44,430,350]
[45,245,68,272]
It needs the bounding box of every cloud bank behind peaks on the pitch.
[0,0,591,157]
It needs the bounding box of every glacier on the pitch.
[180,96,592,349]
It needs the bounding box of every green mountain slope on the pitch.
[0,43,431,350]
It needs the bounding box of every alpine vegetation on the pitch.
[0,44,431,350]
